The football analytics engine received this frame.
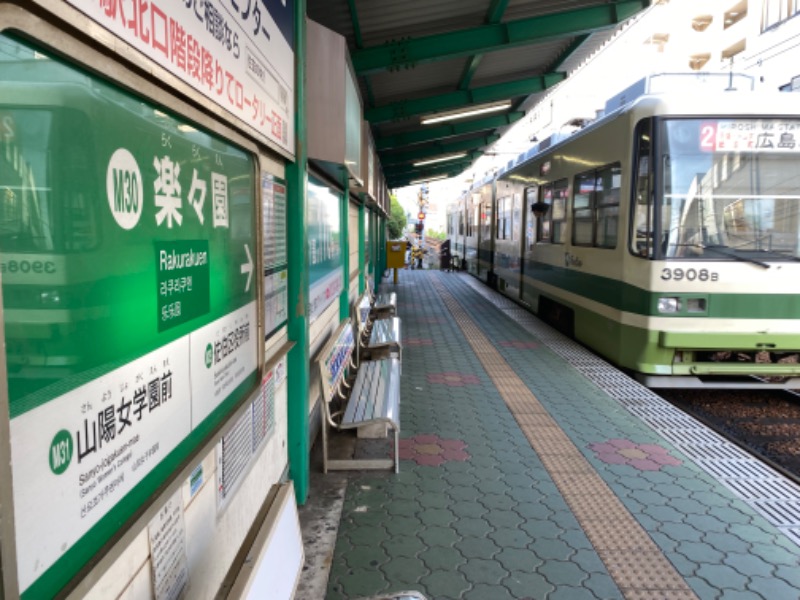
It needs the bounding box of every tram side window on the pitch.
[511,193,521,242]
[571,163,621,249]
[0,107,97,253]
[550,179,568,244]
[496,195,511,240]
[525,186,540,248]
[630,119,654,258]
[470,205,479,237]
[480,202,492,240]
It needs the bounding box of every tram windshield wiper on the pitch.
[702,244,771,269]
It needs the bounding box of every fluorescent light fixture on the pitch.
[409,174,449,185]
[421,101,511,125]
[413,152,467,167]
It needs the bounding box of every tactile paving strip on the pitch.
[461,275,800,547]
[431,275,698,600]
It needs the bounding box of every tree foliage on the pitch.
[387,195,407,239]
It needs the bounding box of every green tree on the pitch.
[424,228,446,241]
[387,195,407,239]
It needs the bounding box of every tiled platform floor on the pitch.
[298,270,800,600]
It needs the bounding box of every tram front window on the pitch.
[659,118,800,260]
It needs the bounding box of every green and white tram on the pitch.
[450,82,800,387]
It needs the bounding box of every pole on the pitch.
[287,0,309,505]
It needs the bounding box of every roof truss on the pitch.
[352,1,648,74]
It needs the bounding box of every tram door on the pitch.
[477,183,494,282]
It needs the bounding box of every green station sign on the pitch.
[0,35,259,598]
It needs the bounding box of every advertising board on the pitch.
[66,0,296,155]
[307,177,343,323]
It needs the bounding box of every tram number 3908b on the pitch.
[660,268,719,282]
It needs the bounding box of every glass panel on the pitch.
[573,213,593,245]
[631,120,654,258]
[597,205,619,248]
[344,66,362,178]
[511,193,520,241]
[660,118,800,260]
[551,179,568,244]
[573,172,594,210]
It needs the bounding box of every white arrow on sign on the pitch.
[241,244,253,292]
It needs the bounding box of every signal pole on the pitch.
[416,184,429,245]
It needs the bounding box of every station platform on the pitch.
[297,270,800,600]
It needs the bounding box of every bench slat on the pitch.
[342,358,399,428]
[370,317,401,347]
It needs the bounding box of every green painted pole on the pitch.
[287,0,309,505]
[358,202,365,294]
[339,172,350,320]
[378,216,386,290]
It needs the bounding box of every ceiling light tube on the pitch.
[409,174,449,185]
[421,102,511,125]
[413,152,467,167]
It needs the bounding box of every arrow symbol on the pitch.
[241,244,253,292]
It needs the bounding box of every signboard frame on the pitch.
[63,0,296,157]
[0,13,270,599]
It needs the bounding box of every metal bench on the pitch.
[316,319,400,473]
[366,275,397,318]
[353,291,401,363]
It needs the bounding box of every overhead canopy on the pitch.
[307,0,651,189]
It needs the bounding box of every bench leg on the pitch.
[394,428,399,474]
[321,406,329,474]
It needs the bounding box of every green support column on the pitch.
[339,174,350,320]
[368,210,376,281]
[358,202,365,294]
[287,0,309,505]
[378,217,386,290]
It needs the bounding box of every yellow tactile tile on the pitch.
[432,276,699,600]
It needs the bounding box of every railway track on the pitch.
[661,388,800,485]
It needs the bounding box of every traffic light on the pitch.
[415,221,423,234]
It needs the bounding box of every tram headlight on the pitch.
[657,297,680,313]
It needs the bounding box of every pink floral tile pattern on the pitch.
[397,434,470,466]
[404,338,434,347]
[498,340,540,349]
[426,371,481,386]
[588,438,682,471]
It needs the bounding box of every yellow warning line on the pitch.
[432,275,698,599]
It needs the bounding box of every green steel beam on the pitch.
[459,0,510,90]
[366,72,565,123]
[346,0,377,107]
[548,34,590,71]
[385,157,477,183]
[287,0,309,504]
[384,154,479,178]
[352,1,649,74]
[388,164,472,189]
[380,134,499,166]
[346,0,364,47]
[376,111,523,150]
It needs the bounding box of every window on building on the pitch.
[761,0,796,31]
